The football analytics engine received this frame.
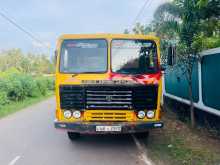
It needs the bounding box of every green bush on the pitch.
[18,75,41,97]
[0,49,55,108]
[0,78,10,107]
[36,77,48,96]
[46,77,55,90]
[0,78,10,92]
[7,75,25,101]
[0,91,9,106]
[0,71,54,107]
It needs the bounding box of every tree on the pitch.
[124,29,130,34]
[124,0,219,127]
[154,0,220,128]
[0,49,24,72]
[132,22,154,35]
[0,49,55,75]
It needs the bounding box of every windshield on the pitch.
[111,39,158,74]
[60,39,107,73]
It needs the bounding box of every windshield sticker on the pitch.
[112,41,152,49]
[66,43,99,48]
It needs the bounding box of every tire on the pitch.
[135,131,149,139]
[67,132,80,140]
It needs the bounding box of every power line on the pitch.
[130,0,151,28]
[117,0,152,56]
[0,10,50,49]
[119,0,153,55]
[138,0,154,24]
[127,0,153,32]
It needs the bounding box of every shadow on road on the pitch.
[70,134,133,145]
[68,134,134,147]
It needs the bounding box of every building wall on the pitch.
[165,62,199,102]
[202,52,220,110]
[163,47,220,117]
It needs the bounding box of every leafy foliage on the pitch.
[128,0,220,128]
[0,49,55,74]
[35,77,49,96]
[129,0,220,51]
[0,70,54,108]
[0,91,9,107]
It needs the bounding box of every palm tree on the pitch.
[132,22,154,35]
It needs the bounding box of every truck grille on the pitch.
[59,85,158,110]
[86,87,132,109]
[84,110,133,121]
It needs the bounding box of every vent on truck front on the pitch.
[132,86,158,110]
[59,85,158,110]
[59,86,85,110]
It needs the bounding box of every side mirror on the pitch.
[54,50,57,65]
[167,46,175,66]
[160,64,166,71]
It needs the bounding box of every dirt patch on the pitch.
[143,109,220,165]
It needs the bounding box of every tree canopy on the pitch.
[130,0,220,51]
[0,49,54,75]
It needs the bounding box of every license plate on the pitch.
[96,126,121,132]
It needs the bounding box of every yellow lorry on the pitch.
[54,34,163,140]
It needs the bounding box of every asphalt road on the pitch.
[0,98,151,165]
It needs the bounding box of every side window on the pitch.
[63,49,68,69]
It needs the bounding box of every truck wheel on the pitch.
[135,131,149,139]
[67,132,80,140]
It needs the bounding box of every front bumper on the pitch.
[54,120,163,134]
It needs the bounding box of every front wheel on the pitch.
[67,132,80,140]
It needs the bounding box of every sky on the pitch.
[0,0,168,54]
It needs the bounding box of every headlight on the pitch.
[73,111,81,119]
[146,110,155,119]
[137,111,145,119]
[63,110,72,119]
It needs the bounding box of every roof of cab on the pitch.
[58,33,159,42]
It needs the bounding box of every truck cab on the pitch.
[54,34,163,140]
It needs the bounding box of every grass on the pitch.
[0,91,54,119]
[144,109,220,165]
